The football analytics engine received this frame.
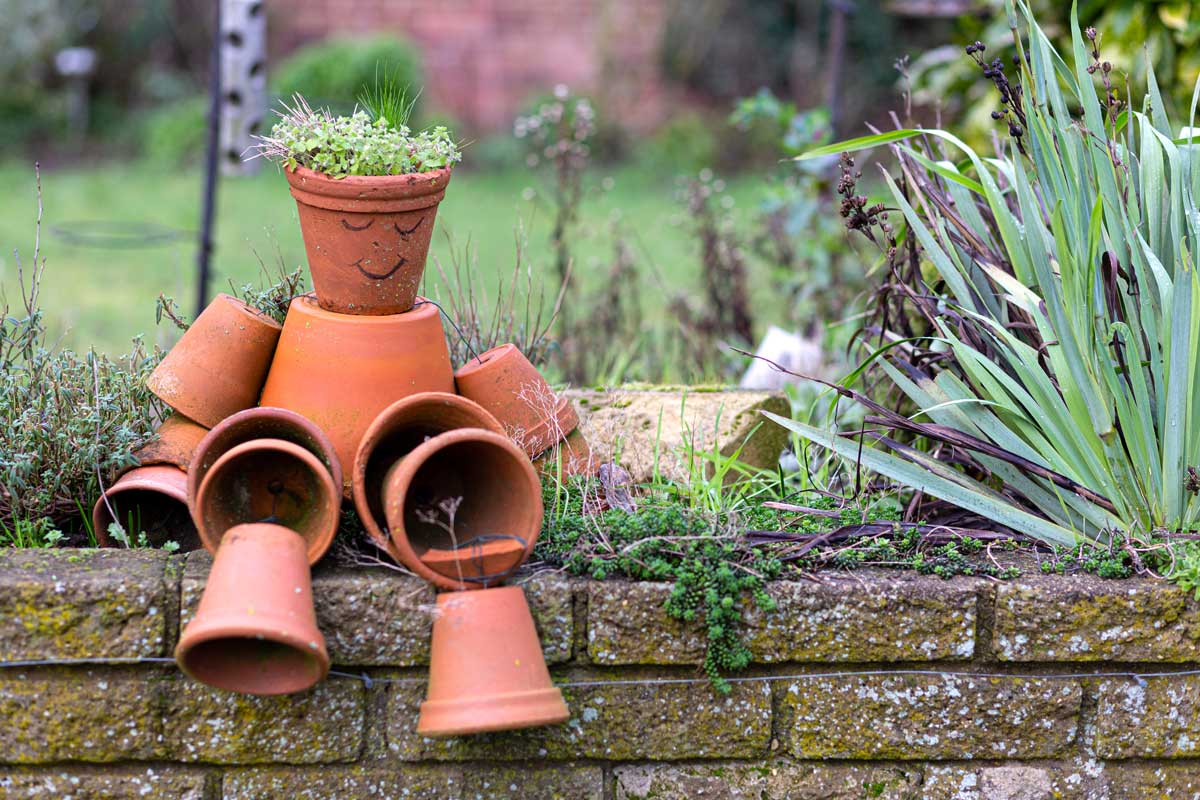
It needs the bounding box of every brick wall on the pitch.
[268,0,674,134]
[2,549,1200,798]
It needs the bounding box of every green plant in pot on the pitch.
[256,86,461,316]
[770,1,1200,587]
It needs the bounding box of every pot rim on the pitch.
[285,164,451,202]
[352,392,505,557]
[382,427,543,591]
[93,464,189,547]
[195,437,340,565]
[287,292,442,325]
[187,407,344,516]
[453,342,518,379]
[212,292,284,330]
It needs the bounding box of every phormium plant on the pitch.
[770,1,1200,590]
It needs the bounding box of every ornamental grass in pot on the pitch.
[255,91,461,315]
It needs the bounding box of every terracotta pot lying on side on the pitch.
[419,586,569,737]
[453,343,594,475]
[146,294,282,428]
[352,392,503,562]
[175,522,329,696]
[92,465,198,551]
[382,427,543,591]
[259,295,455,493]
[286,165,451,315]
[193,437,341,565]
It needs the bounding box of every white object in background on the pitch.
[219,0,267,176]
[739,326,823,391]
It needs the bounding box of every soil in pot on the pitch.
[286,166,450,315]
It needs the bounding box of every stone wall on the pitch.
[2,549,1200,799]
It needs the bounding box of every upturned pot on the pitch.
[285,165,451,315]
[453,343,588,464]
[146,293,282,428]
[382,427,543,590]
[193,438,341,565]
[188,406,342,513]
[258,295,455,492]
[535,427,596,479]
[131,414,209,471]
[175,522,329,695]
[352,392,504,561]
[92,464,199,551]
[418,585,569,736]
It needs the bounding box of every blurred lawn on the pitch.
[0,160,760,356]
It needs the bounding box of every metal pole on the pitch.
[195,1,222,317]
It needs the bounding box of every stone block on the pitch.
[387,670,772,761]
[588,577,977,665]
[776,674,1080,759]
[614,761,921,799]
[0,766,210,799]
[223,764,604,799]
[992,577,1200,661]
[162,676,365,764]
[1094,675,1200,758]
[182,555,572,666]
[0,549,176,660]
[569,388,790,482]
[0,670,162,763]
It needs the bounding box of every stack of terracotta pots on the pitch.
[94,165,591,735]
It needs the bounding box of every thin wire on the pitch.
[414,298,482,364]
[5,656,1198,689]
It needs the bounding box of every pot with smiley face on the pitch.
[286,165,451,315]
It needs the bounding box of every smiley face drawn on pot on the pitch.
[339,216,426,281]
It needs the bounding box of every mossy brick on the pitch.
[1103,763,1200,797]
[0,549,176,660]
[924,761,1200,799]
[992,576,1200,662]
[0,670,163,763]
[181,554,572,666]
[0,766,210,799]
[1094,675,1200,758]
[161,675,365,764]
[568,388,790,484]
[587,577,977,665]
[776,674,1081,760]
[386,669,772,761]
[614,761,922,799]
[222,763,603,799]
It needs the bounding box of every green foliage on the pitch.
[357,70,419,132]
[536,482,783,693]
[779,3,1200,589]
[1168,541,1200,599]
[258,96,460,178]
[1,171,163,538]
[138,97,207,164]
[270,36,423,118]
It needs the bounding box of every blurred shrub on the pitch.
[636,112,718,173]
[270,36,423,117]
[138,97,207,164]
[910,0,1200,142]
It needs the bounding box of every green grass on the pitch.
[0,160,761,357]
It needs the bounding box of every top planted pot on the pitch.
[286,165,451,315]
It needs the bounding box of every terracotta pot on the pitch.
[187,407,342,516]
[286,165,451,315]
[382,428,543,590]
[259,295,454,492]
[193,438,340,565]
[92,465,200,551]
[133,414,209,471]
[146,294,282,428]
[418,585,569,737]
[454,343,582,459]
[352,392,504,559]
[535,427,597,478]
[175,522,329,695]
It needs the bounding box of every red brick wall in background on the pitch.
[268,0,674,134]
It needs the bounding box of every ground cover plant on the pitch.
[773,1,1200,591]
